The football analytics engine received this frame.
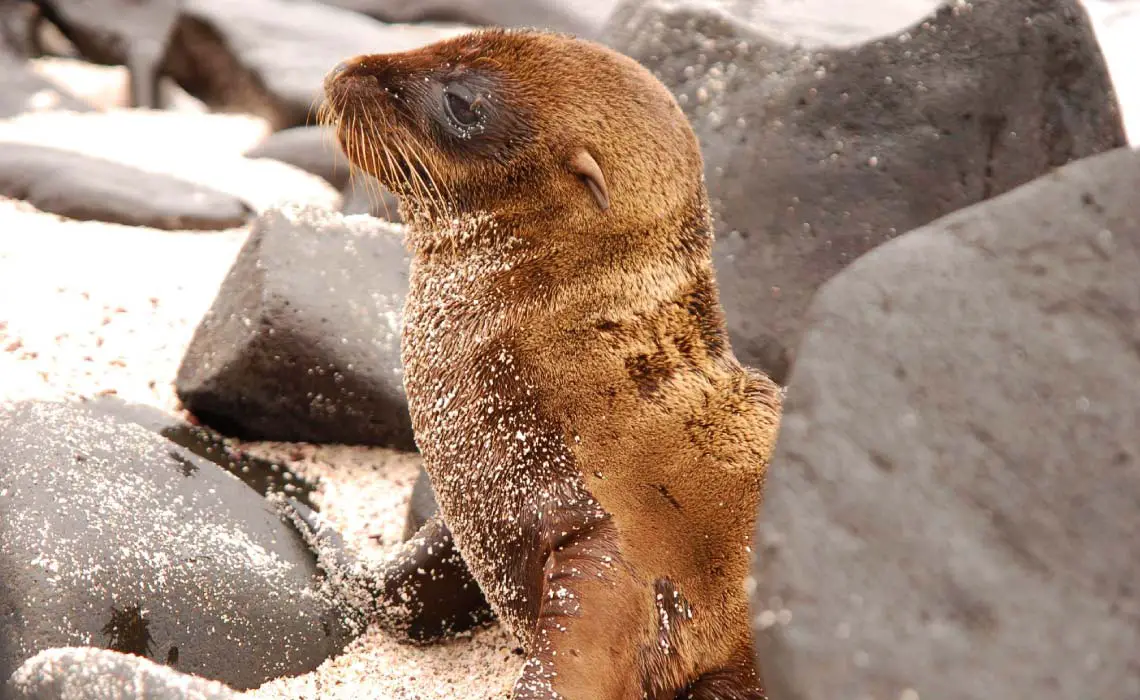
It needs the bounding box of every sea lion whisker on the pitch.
[409,139,454,218]
[394,137,433,215]
[404,140,446,218]
[353,113,385,214]
[361,108,397,221]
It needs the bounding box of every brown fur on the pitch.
[321,28,782,699]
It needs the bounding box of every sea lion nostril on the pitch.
[332,60,350,77]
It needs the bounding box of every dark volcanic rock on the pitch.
[402,466,438,540]
[36,0,180,108]
[83,396,319,509]
[0,57,94,117]
[751,146,1140,700]
[317,0,618,39]
[0,144,252,230]
[608,0,1128,383]
[0,1,38,57]
[7,647,238,700]
[163,0,466,130]
[0,400,354,690]
[244,126,352,192]
[176,205,415,449]
[286,501,493,645]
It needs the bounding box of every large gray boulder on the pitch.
[751,146,1140,700]
[0,400,355,690]
[0,144,252,230]
[175,205,415,449]
[608,0,1128,382]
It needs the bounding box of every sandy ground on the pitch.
[1,2,1138,698]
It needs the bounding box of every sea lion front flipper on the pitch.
[279,498,495,644]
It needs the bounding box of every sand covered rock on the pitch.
[84,395,319,508]
[163,0,469,130]
[0,400,355,690]
[608,0,1128,383]
[6,646,239,700]
[751,145,1140,699]
[0,110,340,213]
[176,205,415,449]
[0,143,252,230]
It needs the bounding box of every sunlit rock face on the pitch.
[607,0,1126,383]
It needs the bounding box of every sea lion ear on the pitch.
[569,148,610,211]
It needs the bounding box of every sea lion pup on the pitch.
[320,28,782,699]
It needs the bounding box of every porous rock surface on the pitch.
[0,400,354,690]
[83,395,319,508]
[175,205,415,449]
[6,646,238,700]
[608,0,1128,382]
[751,145,1140,700]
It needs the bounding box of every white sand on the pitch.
[1,3,1137,697]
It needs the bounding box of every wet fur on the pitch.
[321,28,782,699]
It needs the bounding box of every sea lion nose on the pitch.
[325,57,365,91]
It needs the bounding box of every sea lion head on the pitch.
[321,28,705,236]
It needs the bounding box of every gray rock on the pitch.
[341,172,403,223]
[315,0,618,40]
[402,466,438,540]
[608,0,1127,383]
[0,400,355,690]
[82,395,319,509]
[163,0,468,130]
[7,647,238,700]
[242,127,405,222]
[0,1,39,58]
[35,0,180,108]
[751,146,1140,700]
[0,144,252,230]
[244,125,353,192]
[0,56,94,118]
[175,205,416,449]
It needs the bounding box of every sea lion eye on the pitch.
[443,84,482,128]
